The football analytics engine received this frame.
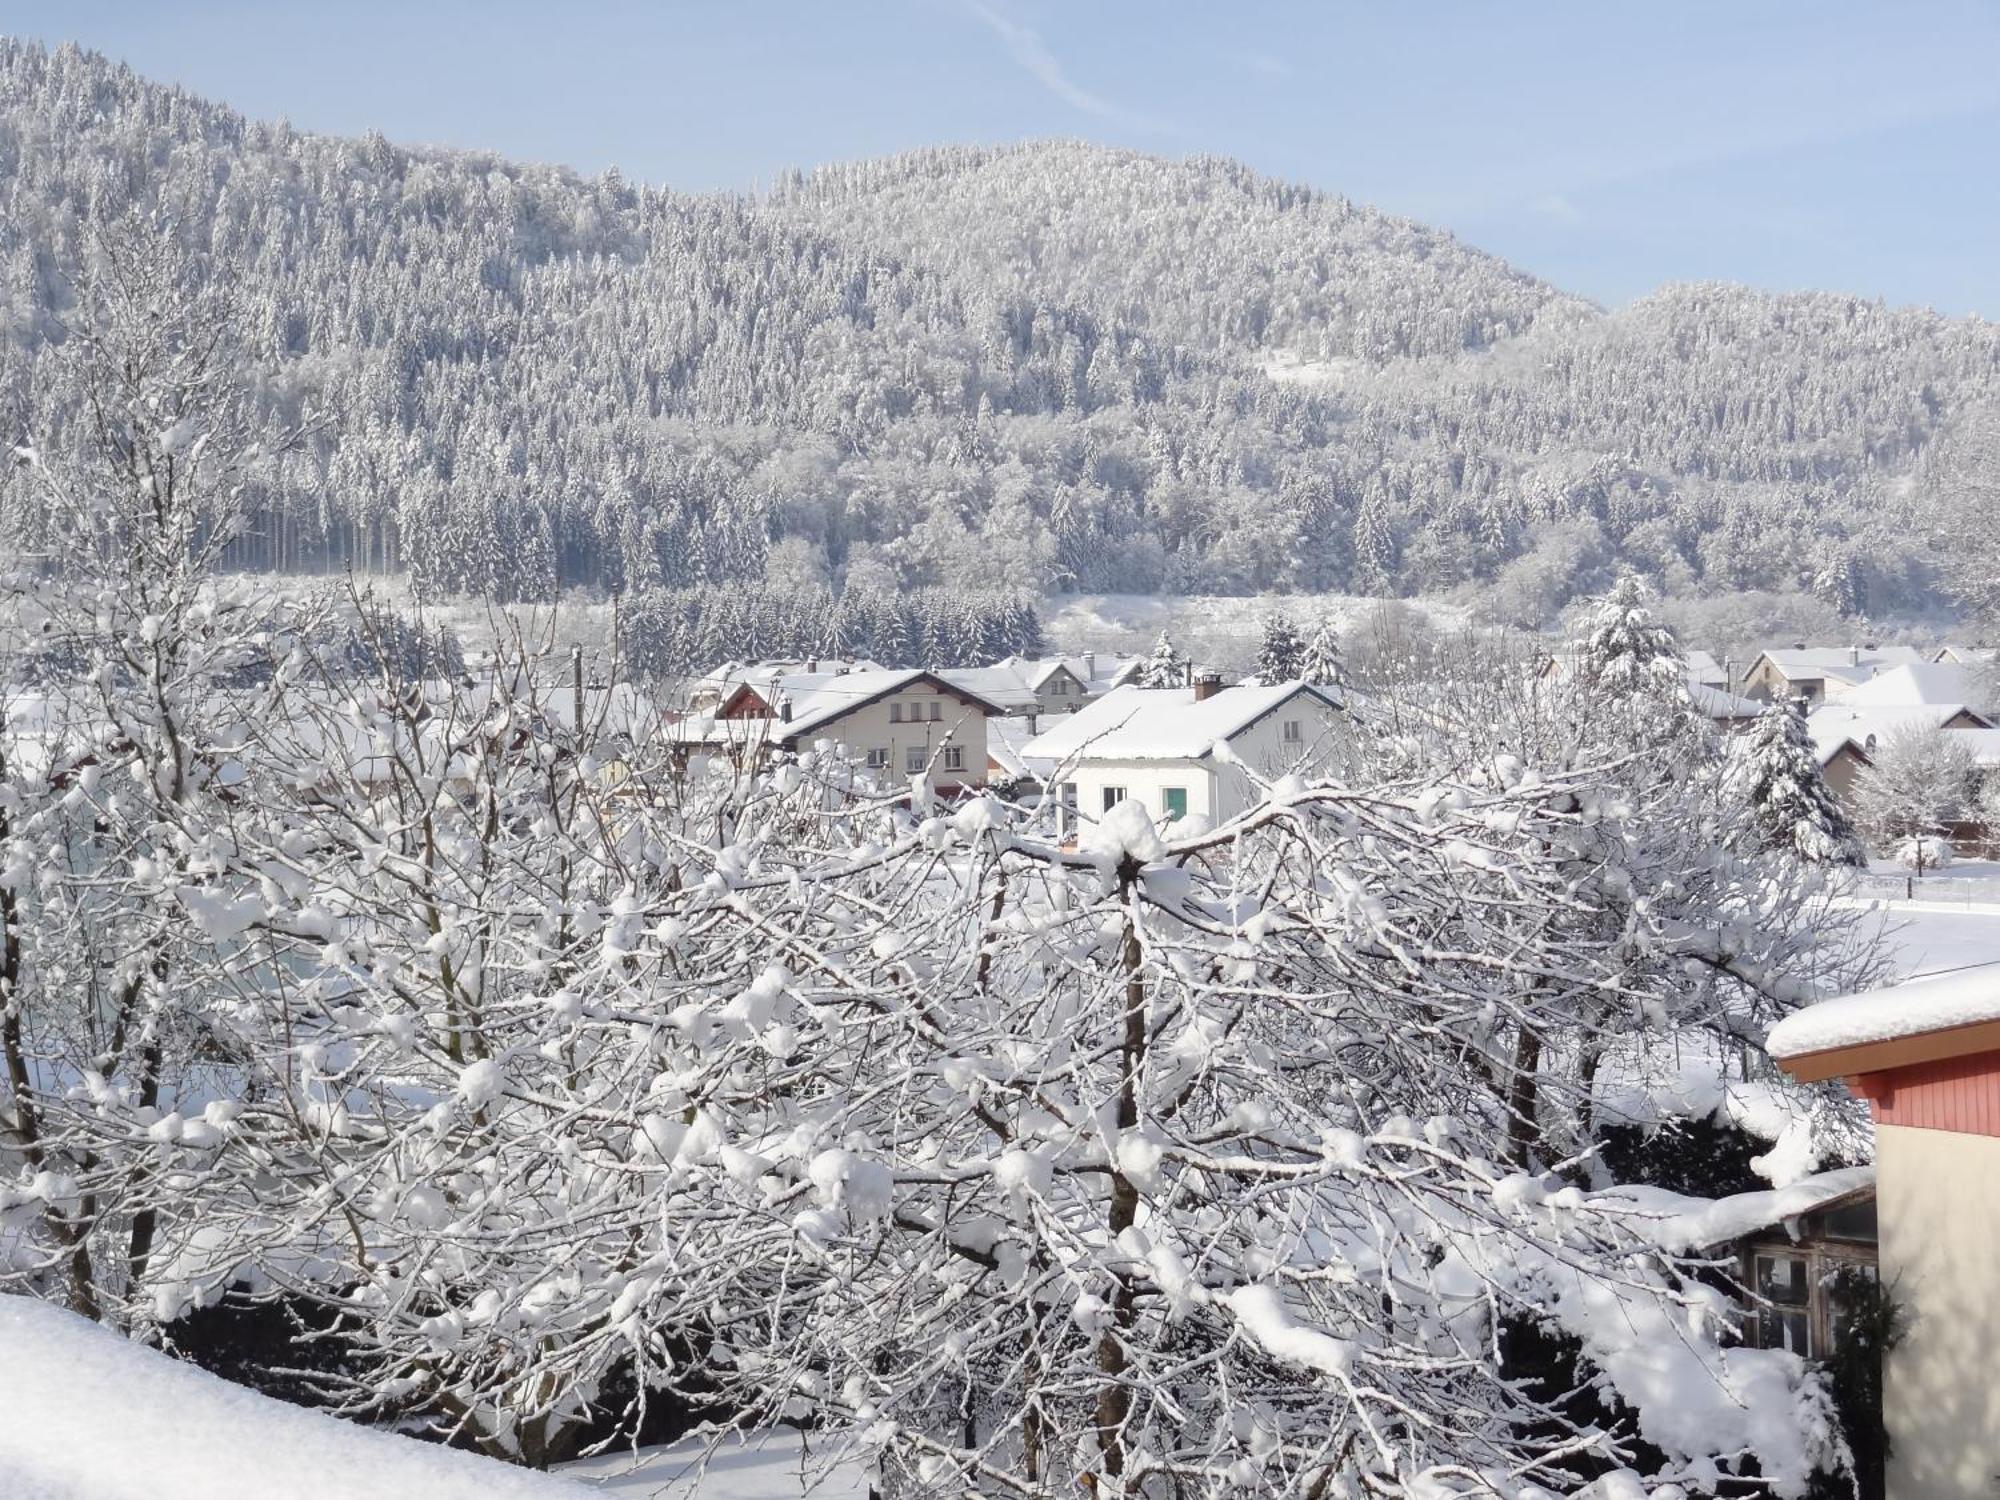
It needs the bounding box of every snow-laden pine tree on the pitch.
[1573,572,1689,705]
[1733,696,1864,865]
[1299,612,1344,687]
[1253,610,1304,681]
[1138,628,1186,688]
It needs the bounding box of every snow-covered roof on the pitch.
[1022,681,1343,764]
[1689,681,1763,721]
[1684,649,1729,688]
[1805,702,1983,760]
[697,668,1007,745]
[688,658,886,705]
[0,1297,580,1499]
[1951,728,2000,767]
[1769,964,2000,1070]
[1592,1166,1876,1255]
[985,714,1043,781]
[1754,645,1928,687]
[940,665,1044,713]
[1837,662,1993,711]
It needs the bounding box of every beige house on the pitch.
[1741,646,1930,707]
[679,667,1003,794]
[1772,970,2000,1500]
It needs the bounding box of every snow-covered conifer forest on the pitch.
[0,30,1995,1500]
[2,39,1999,629]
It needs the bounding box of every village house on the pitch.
[1536,647,1762,728]
[1771,967,2000,1499]
[942,652,1142,729]
[1740,645,1930,707]
[675,666,1004,795]
[1021,675,1346,832]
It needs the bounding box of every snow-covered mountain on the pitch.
[2,38,1994,615]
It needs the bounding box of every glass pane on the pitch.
[1762,1307,1811,1356]
[1163,787,1187,818]
[1757,1255,1808,1306]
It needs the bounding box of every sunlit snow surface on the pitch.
[0,1296,584,1500]
[561,1431,870,1498]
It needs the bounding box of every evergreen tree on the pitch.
[1139,627,1188,688]
[1574,573,1688,702]
[1300,613,1345,687]
[1256,610,1305,681]
[1734,698,1864,865]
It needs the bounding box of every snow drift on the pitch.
[0,1295,583,1500]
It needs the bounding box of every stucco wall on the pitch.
[1878,1124,2000,1500]
[799,682,991,791]
[1055,691,1348,833]
[1061,758,1220,830]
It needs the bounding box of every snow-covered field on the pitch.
[1863,898,2000,978]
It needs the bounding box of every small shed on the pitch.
[1770,964,2000,1500]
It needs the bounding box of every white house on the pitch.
[1022,676,1347,832]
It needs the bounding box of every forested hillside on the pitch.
[2,39,1995,620]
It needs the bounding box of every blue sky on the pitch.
[6,1,1999,315]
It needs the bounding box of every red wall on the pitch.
[1860,1049,2000,1136]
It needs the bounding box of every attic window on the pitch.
[1282,718,1303,744]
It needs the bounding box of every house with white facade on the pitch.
[675,667,1005,794]
[1022,676,1346,833]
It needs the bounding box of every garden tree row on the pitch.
[0,232,1886,1497]
[0,41,1993,612]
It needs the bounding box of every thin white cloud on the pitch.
[963,1,1172,134]
[1529,192,1583,226]
[1235,51,1292,79]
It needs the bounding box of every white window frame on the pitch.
[865,747,890,770]
[905,745,927,774]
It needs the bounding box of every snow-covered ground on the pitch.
[1861,898,2000,978]
[561,1430,870,1498]
[0,1296,584,1500]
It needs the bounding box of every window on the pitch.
[1282,718,1302,744]
[1050,676,1070,696]
[1101,785,1127,812]
[1161,786,1188,820]
[1059,781,1079,836]
[928,700,942,722]
[906,745,926,774]
[942,745,964,772]
[890,702,904,724]
[865,747,890,770]
[1754,1254,1811,1356]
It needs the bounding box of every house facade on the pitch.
[1772,970,2000,1499]
[686,668,1001,794]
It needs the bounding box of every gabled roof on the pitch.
[744,668,1008,743]
[1021,681,1344,764]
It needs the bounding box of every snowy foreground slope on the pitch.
[0,1297,585,1500]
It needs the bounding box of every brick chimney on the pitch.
[1193,672,1223,703]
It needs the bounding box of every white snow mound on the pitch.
[0,1295,584,1499]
